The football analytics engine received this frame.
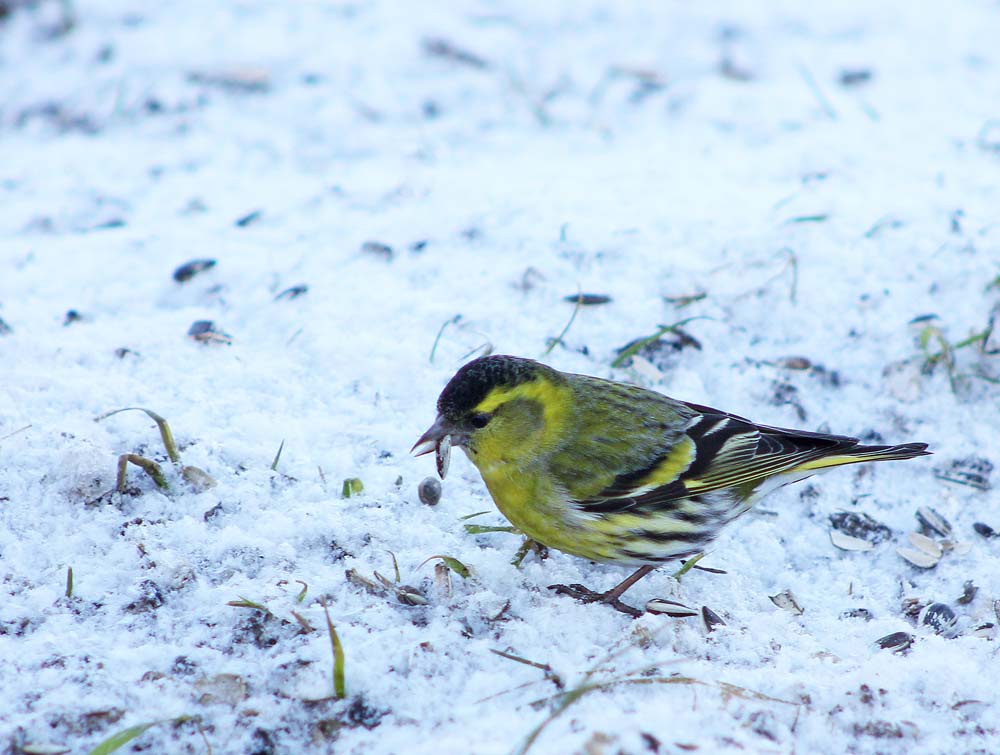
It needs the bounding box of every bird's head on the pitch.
[412,355,569,478]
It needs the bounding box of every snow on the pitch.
[1,1,999,753]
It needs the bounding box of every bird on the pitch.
[412,355,929,617]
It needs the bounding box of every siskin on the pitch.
[413,355,929,616]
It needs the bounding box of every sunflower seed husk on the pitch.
[187,320,232,345]
[435,434,452,479]
[972,622,995,639]
[919,602,959,638]
[21,745,72,755]
[942,540,972,556]
[434,562,452,598]
[916,506,952,538]
[935,456,993,490]
[769,589,804,615]
[830,530,875,552]
[829,511,893,544]
[345,568,382,595]
[841,608,873,621]
[395,585,428,606]
[701,606,726,632]
[875,631,914,653]
[897,547,940,569]
[646,598,698,618]
[957,581,978,605]
[182,465,217,491]
[909,532,944,557]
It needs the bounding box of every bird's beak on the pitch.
[411,415,451,457]
[412,415,459,479]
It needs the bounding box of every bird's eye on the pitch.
[470,412,492,429]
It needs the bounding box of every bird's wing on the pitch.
[573,402,860,513]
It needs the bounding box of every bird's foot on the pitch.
[547,583,644,618]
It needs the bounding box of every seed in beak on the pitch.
[435,434,452,479]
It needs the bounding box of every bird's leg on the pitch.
[548,565,656,618]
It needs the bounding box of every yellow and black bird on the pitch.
[413,355,929,616]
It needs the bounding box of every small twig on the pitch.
[0,424,31,443]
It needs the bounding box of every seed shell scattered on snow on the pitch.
[919,603,959,638]
[701,606,726,632]
[896,547,940,569]
[645,598,698,618]
[956,581,978,605]
[830,530,875,552]
[916,506,953,538]
[828,511,893,544]
[875,631,914,653]
[769,589,804,615]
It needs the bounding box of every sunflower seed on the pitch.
[875,631,914,653]
[435,435,452,479]
[919,602,959,638]
[830,530,875,552]
[563,293,612,306]
[701,606,726,632]
[973,522,997,539]
[769,589,804,615]
[173,258,216,282]
[646,598,698,618]
[916,506,952,538]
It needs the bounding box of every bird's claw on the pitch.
[547,583,644,618]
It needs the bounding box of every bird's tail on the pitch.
[796,442,930,472]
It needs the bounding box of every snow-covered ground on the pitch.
[2,1,999,753]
